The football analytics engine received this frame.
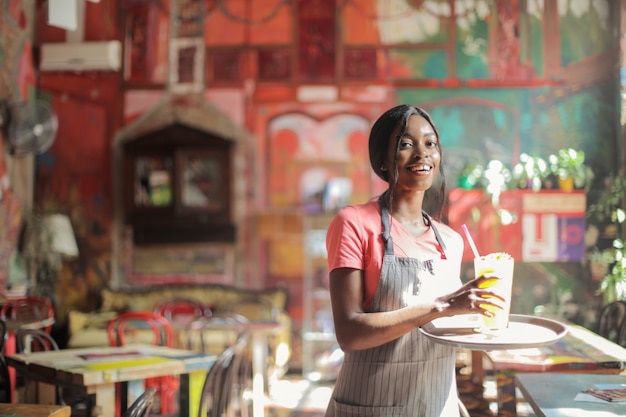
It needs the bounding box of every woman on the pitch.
[325,104,504,417]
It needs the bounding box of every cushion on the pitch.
[100,285,288,314]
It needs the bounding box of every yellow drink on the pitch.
[474,252,514,331]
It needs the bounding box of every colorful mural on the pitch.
[267,112,372,210]
[1,0,623,354]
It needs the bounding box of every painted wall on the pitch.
[1,0,624,357]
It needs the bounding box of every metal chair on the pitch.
[198,330,250,417]
[15,328,59,353]
[14,328,65,405]
[122,386,157,417]
[182,313,248,355]
[0,296,55,333]
[107,311,176,416]
[597,300,626,344]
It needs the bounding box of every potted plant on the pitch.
[510,153,549,191]
[548,148,594,191]
[586,175,626,303]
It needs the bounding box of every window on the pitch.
[123,125,234,244]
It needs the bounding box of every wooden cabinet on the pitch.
[123,124,235,244]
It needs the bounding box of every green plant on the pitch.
[510,153,549,191]
[548,148,594,190]
[586,175,626,303]
[587,175,626,226]
[597,238,626,304]
[457,160,484,190]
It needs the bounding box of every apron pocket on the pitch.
[329,398,407,417]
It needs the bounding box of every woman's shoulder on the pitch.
[329,200,381,231]
[333,200,379,220]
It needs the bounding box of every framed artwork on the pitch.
[169,38,204,94]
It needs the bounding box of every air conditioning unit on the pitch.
[39,40,121,72]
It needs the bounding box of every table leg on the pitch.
[93,383,116,417]
[471,351,484,386]
[495,370,517,417]
[179,374,190,417]
[251,332,268,417]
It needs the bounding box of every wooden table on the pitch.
[0,404,71,417]
[516,373,626,416]
[480,323,626,416]
[6,344,216,417]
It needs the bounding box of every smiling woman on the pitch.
[324,104,507,417]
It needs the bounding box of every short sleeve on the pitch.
[326,206,366,272]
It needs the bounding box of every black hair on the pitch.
[368,104,447,220]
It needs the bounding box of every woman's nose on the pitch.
[413,144,428,156]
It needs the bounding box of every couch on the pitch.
[66,284,292,376]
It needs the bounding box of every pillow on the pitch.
[67,310,118,335]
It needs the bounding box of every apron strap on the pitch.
[423,210,447,258]
[378,196,394,256]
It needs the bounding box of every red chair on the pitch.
[0,295,55,400]
[107,311,177,416]
[154,298,211,324]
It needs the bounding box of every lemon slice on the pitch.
[476,268,499,288]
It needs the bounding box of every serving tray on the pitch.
[419,314,568,350]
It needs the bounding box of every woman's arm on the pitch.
[329,267,503,352]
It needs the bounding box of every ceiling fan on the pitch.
[0,99,59,157]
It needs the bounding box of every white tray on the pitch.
[419,314,568,350]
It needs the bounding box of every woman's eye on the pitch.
[400,140,413,148]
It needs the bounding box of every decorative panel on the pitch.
[298,0,336,80]
[125,6,155,83]
[210,51,241,82]
[258,49,292,81]
[343,48,377,79]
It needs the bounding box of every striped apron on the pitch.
[325,200,458,417]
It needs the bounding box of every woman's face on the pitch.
[386,114,441,192]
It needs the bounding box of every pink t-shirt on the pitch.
[326,200,464,310]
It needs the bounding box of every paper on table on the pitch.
[575,384,626,404]
[543,409,622,417]
[574,393,599,403]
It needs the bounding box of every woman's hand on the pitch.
[436,274,506,318]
